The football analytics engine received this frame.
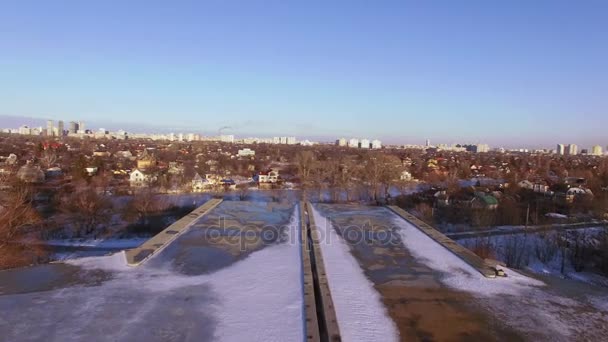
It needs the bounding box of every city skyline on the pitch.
[0,115,608,154]
[1,1,607,147]
[3,115,607,155]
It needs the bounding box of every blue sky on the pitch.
[0,0,607,147]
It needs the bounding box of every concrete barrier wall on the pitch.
[300,203,321,342]
[306,202,342,342]
[125,198,223,266]
[387,206,497,278]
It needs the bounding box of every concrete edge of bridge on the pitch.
[124,198,223,267]
[387,205,498,278]
[305,202,342,342]
[300,203,322,342]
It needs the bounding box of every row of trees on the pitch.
[294,150,407,203]
[52,185,171,238]
[468,229,608,277]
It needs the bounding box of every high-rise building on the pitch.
[556,144,565,155]
[348,138,359,148]
[566,144,578,155]
[57,120,64,137]
[69,121,79,134]
[46,120,54,136]
[425,139,430,147]
[19,125,31,135]
[476,144,490,153]
[360,139,370,149]
[592,145,603,156]
[77,121,86,134]
[371,139,382,149]
[220,134,234,143]
[337,138,347,147]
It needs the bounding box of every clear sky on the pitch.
[0,0,607,147]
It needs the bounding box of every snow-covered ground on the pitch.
[458,228,608,287]
[311,206,399,342]
[46,238,147,249]
[392,216,608,340]
[0,207,304,342]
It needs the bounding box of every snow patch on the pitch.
[393,216,545,296]
[47,238,146,249]
[67,250,130,272]
[209,206,304,342]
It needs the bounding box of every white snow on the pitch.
[8,207,305,342]
[48,238,147,249]
[68,250,131,272]
[311,206,399,342]
[392,216,545,296]
[208,206,304,342]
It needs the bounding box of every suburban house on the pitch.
[92,151,111,157]
[518,180,553,195]
[237,148,256,157]
[258,169,279,184]
[137,149,157,170]
[192,173,211,192]
[85,167,98,176]
[114,150,133,159]
[129,169,157,186]
[471,192,499,210]
[400,170,413,181]
[168,162,184,175]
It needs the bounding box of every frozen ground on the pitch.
[393,216,608,341]
[0,203,304,342]
[311,207,399,342]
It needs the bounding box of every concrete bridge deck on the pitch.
[125,198,223,266]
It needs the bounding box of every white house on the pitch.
[237,148,256,157]
[400,170,412,181]
[114,150,133,159]
[258,170,279,184]
[129,169,157,186]
[192,173,211,192]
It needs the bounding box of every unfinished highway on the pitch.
[1,199,607,342]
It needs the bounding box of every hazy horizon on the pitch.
[1,1,607,148]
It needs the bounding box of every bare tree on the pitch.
[60,188,112,237]
[0,184,44,269]
[503,234,529,268]
[237,183,250,201]
[295,150,316,200]
[123,188,168,226]
[40,149,57,169]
